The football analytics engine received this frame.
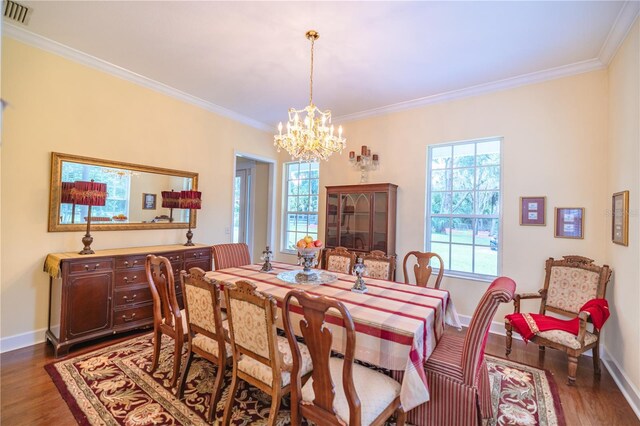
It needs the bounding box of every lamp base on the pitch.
[184,227,194,246]
[79,234,95,255]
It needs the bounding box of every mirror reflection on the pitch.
[49,153,199,232]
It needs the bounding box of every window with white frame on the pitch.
[283,161,320,252]
[426,138,501,279]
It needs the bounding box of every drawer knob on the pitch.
[122,313,136,322]
[123,260,138,267]
[123,275,137,282]
[123,294,137,301]
[84,264,100,271]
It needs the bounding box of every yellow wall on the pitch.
[606,19,640,392]
[1,37,272,340]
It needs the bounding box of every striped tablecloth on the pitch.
[205,262,461,410]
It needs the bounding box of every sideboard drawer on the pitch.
[114,304,154,326]
[164,252,183,264]
[68,259,113,275]
[114,270,147,287]
[114,286,152,308]
[115,256,147,270]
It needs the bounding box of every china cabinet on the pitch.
[44,244,212,357]
[325,183,397,256]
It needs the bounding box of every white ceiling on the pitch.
[5,1,639,130]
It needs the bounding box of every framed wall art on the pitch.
[520,196,546,225]
[143,193,157,210]
[612,190,629,246]
[554,207,584,239]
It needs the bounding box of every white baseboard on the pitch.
[0,328,47,353]
[602,348,640,421]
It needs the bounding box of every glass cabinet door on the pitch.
[326,193,339,247]
[339,192,371,250]
[372,192,388,251]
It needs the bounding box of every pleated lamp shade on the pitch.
[71,181,107,206]
[161,190,181,208]
[61,182,76,204]
[179,190,202,210]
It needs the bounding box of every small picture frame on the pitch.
[612,190,629,246]
[554,207,584,239]
[143,193,157,210]
[520,196,546,226]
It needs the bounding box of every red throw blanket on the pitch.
[505,298,609,343]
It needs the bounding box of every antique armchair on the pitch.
[402,251,444,288]
[361,250,396,281]
[505,255,612,385]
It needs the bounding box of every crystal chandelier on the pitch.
[274,30,346,162]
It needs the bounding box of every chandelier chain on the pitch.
[309,35,314,105]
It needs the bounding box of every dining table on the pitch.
[205,261,461,411]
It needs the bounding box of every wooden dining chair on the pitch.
[145,254,187,388]
[222,280,313,426]
[402,251,444,288]
[212,243,251,270]
[177,267,231,422]
[324,246,357,275]
[408,277,515,426]
[283,289,406,426]
[361,250,396,281]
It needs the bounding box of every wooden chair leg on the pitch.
[207,360,226,423]
[395,407,407,426]
[177,348,194,399]
[222,367,239,426]
[149,329,162,372]
[170,337,183,388]
[567,355,578,385]
[593,344,601,378]
[266,390,282,426]
[505,323,513,356]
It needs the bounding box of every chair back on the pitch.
[325,247,356,275]
[212,243,252,270]
[361,250,395,280]
[145,254,182,333]
[283,289,360,426]
[461,276,515,384]
[542,256,611,316]
[180,268,226,351]
[402,251,444,288]
[224,280,281,372]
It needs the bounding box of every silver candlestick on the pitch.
[351,258,368,293]
[260,246,273,272]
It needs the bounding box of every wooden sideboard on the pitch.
[44,244,212,357]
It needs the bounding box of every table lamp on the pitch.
[61,181,76,223]
[161,190,180,222]
[179,190,201,246]
[72,180,107,255]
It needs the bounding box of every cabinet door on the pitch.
[326,193,339,247]
[66,272,112,338]
[339,192,371,251]
[372,191,389,252]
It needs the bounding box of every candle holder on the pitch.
[348,145,379,183]
[260,246,273,272]
[351,257,368,293]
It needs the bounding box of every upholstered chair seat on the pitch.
[301,357,402,426]
[191,334,232,358]
[238,335,313,387]
[535,329,598,350]
[162,309,189,332]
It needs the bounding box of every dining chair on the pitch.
[145,254,188,388]
[222,280,313,426]
[177,267,231,422]
[402,251,444,288]
[324,246,357,275]
[408,276,515,426]
[361,250,395,281]
[505,255,612,384]
[212,243,251,270]
[283,289,406,426]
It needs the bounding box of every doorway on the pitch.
[233,153,275,262]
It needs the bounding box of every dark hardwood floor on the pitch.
[1,329,638,425]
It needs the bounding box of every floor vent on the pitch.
[4,0,30,25]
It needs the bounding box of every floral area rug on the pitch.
[46,333,564,425]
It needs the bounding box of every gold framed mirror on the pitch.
[49,152,199,232]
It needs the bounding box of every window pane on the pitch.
[452,192,473,215]
[475,218,498,246]
[451,244,473,273]
[431,146,451,170]
[431,192,451,214]
[431,169,451,191]
[298,179,310,195]
[451,218,473,244]
[309,162,320,178]
[476,191,499,215]
[287,196,298,212]
[477,140,500,166]
[310,196,319,212]
[430,242,450,270]
[286,232,297,250]
[431,217,450,243]
[453,143,475,168]
[452,168,474,190]
[476,166,500,190]
[286,214,296,232]
[288,180,299,195]
[287,163,299,180]
[475,246,497,276]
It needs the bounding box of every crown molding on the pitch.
[336,58,606,123]
[598,1,640,65]
[2,23,272,132]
